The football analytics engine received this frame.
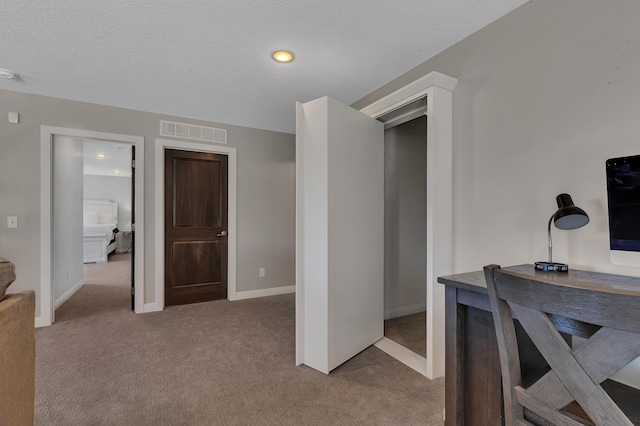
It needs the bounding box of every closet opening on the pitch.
[380,97,428,361]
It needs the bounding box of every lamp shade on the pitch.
[553,193,590,230]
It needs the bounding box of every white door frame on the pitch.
[361,71,457,379]
[154,139,237,310]
[39,126,145,327]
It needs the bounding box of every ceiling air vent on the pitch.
[160,120,227,144]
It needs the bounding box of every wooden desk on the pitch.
[438,264,640,426]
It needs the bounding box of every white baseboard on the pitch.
[233,285,295,301]
[55,279,84,309]
[374,337,427,376]
[35,316,50,328]
[143,302,160,313]
[384,303,426,320]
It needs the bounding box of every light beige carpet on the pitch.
[84,253,131,286]
[36,260,444,425]
[384,312,427,358]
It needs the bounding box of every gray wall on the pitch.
[354,0,640,388]
[384,116,427,316]
[236,134,295,294]
[0,89,295,317]
[53,136,84,304]
[83,175,132,229]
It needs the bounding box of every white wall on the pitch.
[236,136,295,293]
[384,116,427,317]
[83,174,131,229]
[353,0,640,389]
[53,136,84,305]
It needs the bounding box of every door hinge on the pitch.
[131,286,135,295]
[132,159,136,168]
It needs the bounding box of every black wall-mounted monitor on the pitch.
[606,154,640,266]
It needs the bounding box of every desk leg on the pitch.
[445,286,465,426]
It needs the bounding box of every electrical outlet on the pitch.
[7,216,18,229]
[259,268,265,277]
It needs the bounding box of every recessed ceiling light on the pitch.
[272,51,294,63]
[0,68,19,79]
[96,153,106,159]
[113,170,120,175]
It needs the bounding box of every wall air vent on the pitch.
[160,120,227,144]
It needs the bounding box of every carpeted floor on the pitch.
[384,312,427,357]
[83,253,131,286]
[35,256,444,425]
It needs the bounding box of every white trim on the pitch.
[384,303,426,320]
[40,126,145,326]
[40,132,52,326]
[425,86,453,379]
[35,316,47,328]
[374,337,427,376]
[154,139,237,310]
[382,106,426,130]
[234,285,295,301]
[143,302,158,313]
[295,102,305,367]
[359,71,456,379]
[360,71,457,118]
[54,279,84,309]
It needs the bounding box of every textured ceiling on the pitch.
[0,0,527,133]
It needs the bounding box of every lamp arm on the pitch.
[547,214,554,263]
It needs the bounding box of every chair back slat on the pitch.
[483,266,525,425]
[484,264,640,426]
[526,327,640,409]
[508,302,632,425]
[515,387,587,426]
[493,270,640,334]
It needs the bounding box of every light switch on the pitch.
[7,216,18,229]
[8,112,19,124]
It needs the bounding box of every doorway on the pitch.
[382,114,427,358]
[295,71,456,379]
[40,126,145,327]
[81,139,134,310]
[164,149,228,305]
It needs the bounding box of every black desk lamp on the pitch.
[535,193,589,272]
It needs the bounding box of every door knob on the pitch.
[217,230,227,237]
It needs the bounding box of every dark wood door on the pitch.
[164,149,228,306]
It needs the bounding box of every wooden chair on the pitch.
[483,264,640,426]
